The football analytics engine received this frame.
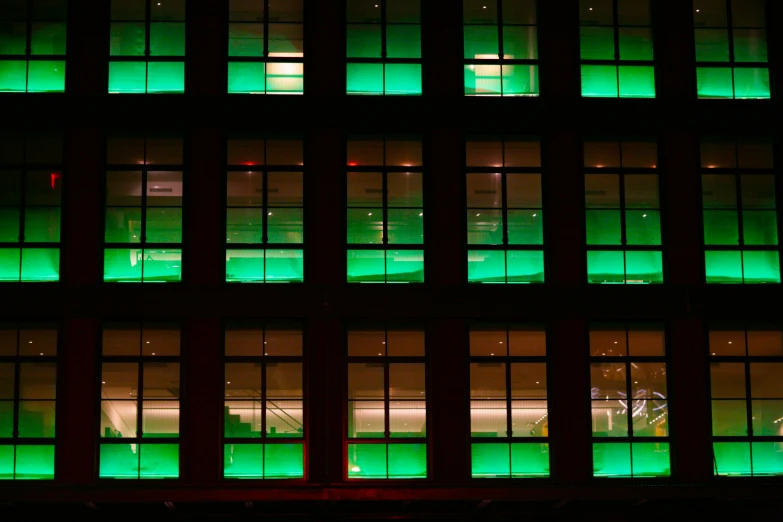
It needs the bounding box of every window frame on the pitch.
[97,322,182,480]
[463,0,540,97]
[345,325,429,480]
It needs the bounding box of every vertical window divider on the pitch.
[18,139,28,276]
[12,337,21,439]
[384,338,390,440]
[263,0,270,59]
[505,331,512,438]
[743,329,753,437]
[613,0,620,94]
[261,336,268,452]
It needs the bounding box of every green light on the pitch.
[99,443,179,479]
[348,443,426,479]
[593,442,631,477]
[387,25,421,58]
[103,248,181,282]
[0,403,12,437]
[471,443,511,478]
[13,445,54,480]
[0,248,21,281]
[26,61,65,92]
[24,208,61,243]
[0,208,20,242]
[705,251,780,284]
[149,23,186,56]
[580,27,614,60]
[147,62,184,93]
[511,442,550,477]
[139,444,178,478]
[751,442,783,476]
[109,62,184,94]
[587,251,662,284]
[266,249,304,282]
[0,446,13,478]
[385,63,422,95]
[20,248,59,282]
[228,62,266,93]
[223,443,304,479]
[468,249,505,282]
[347,250,423,283]
[507,250,544,283]
[631,442,670,477]
[109,62,146,93]
[347,63,383,95]
[346,63,421,95]
[733,68,770,99]
[348,444,387,478]
[696,67,734,98]
[742,251,780,283]
[464,26,499,59]
[705,251,742,283]
[593,442,669,478]
[226,249,303,283]
[618,66,655,98]
[713,442,751,476]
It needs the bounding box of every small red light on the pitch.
[347,161,358,167]
[241,161,256,166]
[50,172,61,190]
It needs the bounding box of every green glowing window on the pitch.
[224,324,304,479]
[585,138,663,284]
[226,137,303,283]
[347,328,427,479]
[590,326,670,478]
[109,0,185,93]
[694,0,769,99]
[0,0,66,92]
[0,132,62,282]
[463,0,539,96]
[347,137,424,283]
[346,0,421,95]
[99,323,180,479]
[466,137,544,283]
[228,0,303,94]
[709,328,783,476]
[0,323,57,480]
[701,137,779,284]
[104,134,183,283]
[470,325,550,478]
[579,0,655,98]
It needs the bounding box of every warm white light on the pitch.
[146,341,150,344]
[351,466,361,472]
[728,341,732,344]
[227,382,231,384]
[102,381,106,384]
[532,213,537,217]
[28,341,32,344]
[419,212,423,216]
[490,353,494,356]
[40,353,43,356]
[476,213,480,216]
[268,212,272,216]
[152,353,156,355]
[368,212,372,216]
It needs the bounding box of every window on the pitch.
[99,323,180,479]
[702,138,778,284]
[103,134,183,283]
[710,328,783,476]
[224,324,304,479]
[0,0,66,92]
[463,0,539,96]
[347,328,427,479]
[228,0,304,94]
[467,137,543,283]
[346,0,422,95]
[590,325,670,478]
[585,138,663,284]
[226,137,304,283]
[470,325,549,478]
[347,137,424,283]
[0,323,57,480]
[109,0,185,93]
[694,0,769,99]
[0,132,62,282]
[579,0,655,98]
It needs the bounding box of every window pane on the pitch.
[625,210,660,245]
[387,443,426,478]
[15,445,54,479]
[347,63,383,94]
[228,62,265,93]
[587,250,625,283]
[389,401,425,437]
[347,208,383,244]
[265,249,302,281]
[733,67,770,99]
[743,251,779,283]
[625,175,659,208]
[347,443,386,478]
[349,363,384,399]
[384,63,421,95]
[586,210,621,245]
[347,249,385,282]
[712,400,747,435]
[110,22,145,56]
[584,141,621,168]
[103,248,142,282]
[466,173,502,208]
[705,250,742,283]
[387,209,423,244]
[349,400,384,437]
[267,208,303,244]
[503,26,536,59]
[741,176,775,209]
[468,250,505,283]
[696,67,733,98]
[20,248,59,281]
[694,29,730,61]
[464,26,499,60]
[139,444,178,478]
[267,172,303,206]
[0,61,27,92]
[389,364,424,398]
[632,442,670,477]
[733,29,767,62]
[731,0,765,27]
[507,174,541,208]
[347,24,381,58]
[751,400,783,435]
[0,208,20,242]
[711,362,746,398]
[387,0,420,23]
[30,22,66,55]
[507,210,542,244]
[150,0,186,21]
[147,62,185,94]
[268,23,303,57]
[593,443,631,477]
[580,27,614,60]
[264,443,304,478]
[502,64,538,96]
[511,442,550,477]
[468,210,502,245]
[743,210,777,246]
[472,443,510,478]
[224,443,263,478]
[386,250,423,282]
[747,331,783,356]
[618,65,655,98]
[713,442,750,476]
[226,249,264,282]
[586,174,620,207]
[703,210,738,244]
[751,442,783,476]
[385,140,422,167]
[387,172,422,207]
[145,208,182,243]
[229,23,264,57]
[387,25,420,59]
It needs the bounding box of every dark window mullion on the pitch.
[384,362,390,439]
[145,0,151,57]
[744,329,753,438]
[613,0,620,61]
[380,0,387,59]
[261,345,267,441]
[497,0,504,60]
[505,330,512,438]
[726,0,735,63]
[264,0,270,59]
[12,329,21,438]
[619,173,627,246]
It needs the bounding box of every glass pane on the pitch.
[586,210,621,245]
[593,442,631,477]
[743,210,777,245]
[388,443,426,478]
[618,65,655,98]
[0,363,15,398]
[267,208,303,244]
[750,363,783,398]
[225,249,264,282]
[387,25,420,58]
[268,23,303,57]
[266,62,304,94]
[347,24,381,58]
[349,400,384,438]
[592,399,628,437]
[228,23,263,57]
[150,0,185,21]
[347,171,382,206]
[347,249,385,282]
[105,207,142,243]
[464,26,499,60]
[143,363,179,398]
[507,210,542,244]
[743,250,779,283]
[468,210,502,245]
[110,22,145,56]
[389,400,425,437]
[582,65,618,97]
[0,402,12,437]
[506,174,541,208]
[503,26,536,59]
[348,330,385,357]
[733,67,770,99]
[264,443,304,478]
[591,363,627,398]
[139,444,179,478]
[511,363,546,398]
[386,250,423,282]
[625,210,660,245]
[711,362,746,397]
[731,0,765,27]
[384,63,421,95]
[26,171,61,206]
[472,443,510,478]
[99,443,139,478]
[747,331,783,356]
[141,248,182,282]
[147,61,185,94]
[501,64,538,96]
[387,0,420,22]
[224,443,263,478]
[30,22,66,55]
[631,363,667,398]
[0,60,27,92]
[466,173,502,208]
[694,29,730,61]
[145,208,182,243]
[632,442,670,477]
[19,362,55,399]
[696,67,733,99]
[468,250,505,283]
[508,328,545,356]
[347,63,383,94]
[580,26,614,60]
[387,209,423,244]
[142,400,179,438]
[15,445,54,479]
[0,22,26,55]
[741,176,775,210]
[20,248,59,281]
[0,207,20,242]
[102,357,139,392]
[628,330,664,356]
[587,250,625,283]
[225,400,262,437]
[267,172,303,206]
[471,399,507,437]
[385,140,422,167]
[387,172,422,207]
[347,444,386,478]
[705,250,742,283]
[109,61,146,93]
[227,208,263,244]
[703,210,738,244]
[511,442,550,477]
[227,171,263,207]
[625,175,659,208]
[228,62,265,93]
[694,0,727,27]
[585,141,620,168]
[347,140,383,166]
[702,175,737,208]
[751,400,783,435]
[618,0,650,25]
[585,174,620,208]
[387,330,424,357]
[733,29,767,62]
[712,399,747,435]
[751,442,783,476]
[714,441,753,476]
[591,330,628,356]
[507,250,544,283]
[103,325,140,356]
[266,400,303,437]
[389,364,424,397]
[142,326,179,357]
[267,363,302,398]
[505,141,541,167]
[511,399,548,437]
[347,208,383,244]
[349,363,384,399]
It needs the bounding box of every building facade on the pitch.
[0,0,782,519]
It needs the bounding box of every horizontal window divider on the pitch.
[222,438,304,443]
[704,246,779,251]
[466,246,544,251]
[0,55,66,60]
[105,165,183,170]
[109,57,184,62]
[99,439,178,445]
[581,60,654,65]
[592,437,668,443]
[348,358,425,363]
[696,62,769,67]
[226,166,303,171]
[228,57,304,63]
[348,245,423,249]
[470,357,548,362]
[347,167,423,172]
[469,437,549,442]
[346,439,425,444]
[346,58,422,64]
[464,59,538,65]
[586,246,662,251]
[0,242,60,247]
[466,168,541,173]
[583,168,657,173]
[700,169,775,173]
